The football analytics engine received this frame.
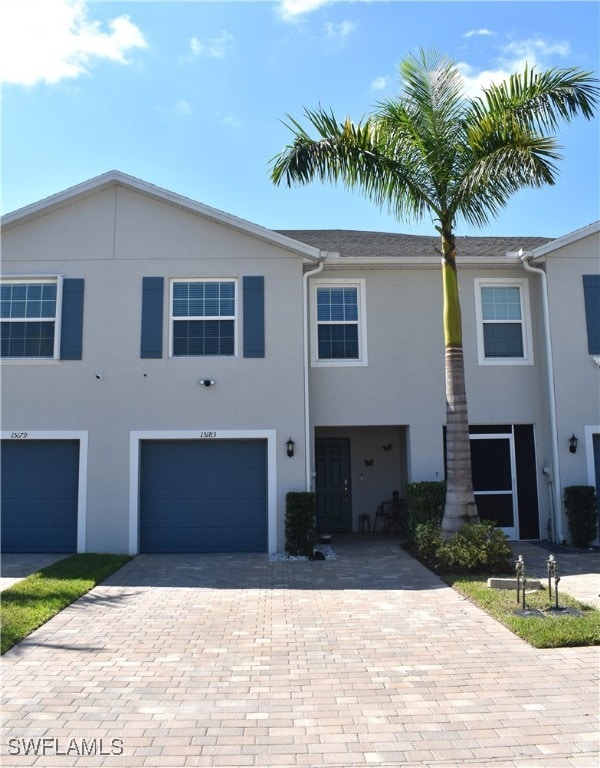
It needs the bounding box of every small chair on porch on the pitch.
[373,491,406,537]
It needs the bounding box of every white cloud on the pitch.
[277,0,334,21]
[219,113,241,129]
[499,37,571,71]
[458,36,573,98]
[175,99,193,116]
[188,31,233,59]
[324,19,357,40]
[276,0,375,22]
[371,75,389,92]
[457,62,513,98]
[464,29,493,39]
[0,0,147,86]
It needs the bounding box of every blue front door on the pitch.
[315,438,352,532]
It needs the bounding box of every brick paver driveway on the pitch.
[2,536,598,767]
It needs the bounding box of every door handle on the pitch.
[344,479,349,499]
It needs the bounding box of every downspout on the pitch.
[520,251,563,542]
[303,258,324,489]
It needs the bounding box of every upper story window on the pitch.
[474,278,533,365]
[1,278,60,359]
[311,279,367,366]
[170,279,236,357]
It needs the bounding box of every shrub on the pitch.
[412,520,512,574]
[412,521,443,567]
[404,481,446,543]
[285,492,316,556]
[563,486,598,548]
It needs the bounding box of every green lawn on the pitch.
[445,575,600,648]
[1,553,131,654]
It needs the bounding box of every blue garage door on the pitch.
[140,439,267,553]
[1,440,79,553]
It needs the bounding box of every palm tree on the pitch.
[270,49,598,537]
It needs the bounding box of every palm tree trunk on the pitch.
[440,226,479,538]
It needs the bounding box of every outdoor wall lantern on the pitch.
[569,434,578,454]
[286,438,295,458]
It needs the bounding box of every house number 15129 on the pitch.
[10,432,28,439]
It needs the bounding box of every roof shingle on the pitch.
[276,229,553,259]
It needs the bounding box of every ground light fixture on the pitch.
[569,434,578,454]
[286,438,295,458]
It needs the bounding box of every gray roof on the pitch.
[276,229,553,259]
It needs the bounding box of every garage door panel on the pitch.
[140,439,267,553]
[205,470,236,497]
[15,499,75,526]
[235,499,265,523]
[1,440,79,553]
[143,528,207,554]
[178,471,206,497]
[16,471,79,500]
[5,526,75,553]
[2,469,75,498]
[202,499,230,522]
[238,527,266,551]
[237,469,266,496]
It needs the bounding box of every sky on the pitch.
[1,0,599,238]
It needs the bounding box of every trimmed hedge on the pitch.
[404,480,446,543]
[564,485,598,547]
[285,492,316,556]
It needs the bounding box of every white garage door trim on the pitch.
[129,429,277,555]
[0,430,88,553]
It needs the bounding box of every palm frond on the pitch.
[452,133,561,228]
[469,66,599,134]
[269,51,598,235]
[269,106,441,222]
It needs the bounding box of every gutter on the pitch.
[302,258,325,489]
[519,250,564,542]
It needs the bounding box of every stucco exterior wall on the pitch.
[308,262,550,516]
[1,186,309,553]
[3,175,596,549]
[544,230,600,507]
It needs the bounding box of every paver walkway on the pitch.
[1,536,598,767]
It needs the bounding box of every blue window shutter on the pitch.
[583,275,600,354]
[60,278,84,360]
[141,277,164,358]
[243,276,265,358]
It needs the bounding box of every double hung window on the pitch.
[171,279,236,356]
[1,278,60,359]
[312,279,367,366]
[474,278,532,364]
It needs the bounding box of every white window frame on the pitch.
[0,276,63,362]
[310,278,368,367]
[169,278,238,358]
[474,278,533,366]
